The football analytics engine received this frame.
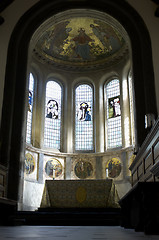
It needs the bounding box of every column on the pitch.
[95,82,105,152]
[96,156,103,179]
[65,157,72,179]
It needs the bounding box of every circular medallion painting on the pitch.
[74,161,93,179]
[25,153,35,175]
[106,158,121,178]
[45,159,62,178]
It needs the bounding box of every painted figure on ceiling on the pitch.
[90,23,111,51]
[45,21,72,56]
[92,20,122,53]
[72,28,93,60]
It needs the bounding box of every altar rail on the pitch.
[129,117,159,186]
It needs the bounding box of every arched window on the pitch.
[44,81,62,149]
[75,84,93,151]
[26,73,34,144]
[106,79,122,148]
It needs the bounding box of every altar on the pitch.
[40,179,119,208]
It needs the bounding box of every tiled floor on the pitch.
[0,226,159,240]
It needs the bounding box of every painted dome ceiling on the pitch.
[33,12,129,69]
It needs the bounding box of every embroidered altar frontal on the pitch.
[40,179,119,208]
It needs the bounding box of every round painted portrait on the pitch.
[106,158,121,178]
[45,159,62,178]
[25,153,35,175]
[74,161,93,179]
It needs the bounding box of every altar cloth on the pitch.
[40,179,119,208]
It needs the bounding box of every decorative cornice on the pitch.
[33,44,129,72]
[26,143,133,158]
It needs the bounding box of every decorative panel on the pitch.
[43,155,64,180]
[24,151,38,181]
[138,162,143,179]
[130,118,159,185]
[105,158,122,178]
[145,174,153,182]
[144,151,152,172]
[153,137,159,162]
[0,174,4,186]
[0,165,7,198]
[132,170,138,184]
[72,155,95,179]
[102,155,122,180]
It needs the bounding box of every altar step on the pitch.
[14,208,121,226]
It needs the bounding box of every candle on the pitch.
[106,168,108,178]
[53,168,55,179]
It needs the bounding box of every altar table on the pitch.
[40,179,119,208]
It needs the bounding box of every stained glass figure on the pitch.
[108,96,121,118]
[46,99,58,119]
[77,102,91,121]
[28,90,33,112]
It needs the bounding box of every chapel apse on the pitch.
[35,17,126,67]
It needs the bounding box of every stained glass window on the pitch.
[106,79,122,148]
[75,84,93,151]
[26,73,34,144]
[44,81,61,149]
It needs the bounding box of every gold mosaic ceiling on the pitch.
[35,17,127,67]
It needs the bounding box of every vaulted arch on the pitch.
[0,0,157,201]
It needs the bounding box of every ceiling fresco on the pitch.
[35,17,126,67]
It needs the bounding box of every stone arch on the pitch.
[0,0,157,201]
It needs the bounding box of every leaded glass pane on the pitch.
[44,81,61,149]
[75,84,93,151]
[26,73,34,144]
[106,79,122,148]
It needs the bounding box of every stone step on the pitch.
[15,208,121,226]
